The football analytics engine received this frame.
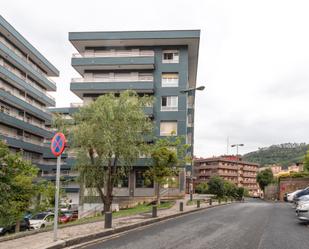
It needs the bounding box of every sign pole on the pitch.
[53,155,61,242]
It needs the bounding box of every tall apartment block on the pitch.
[62,30,200,208]
[0,16,60,185]
[194,156,261,197]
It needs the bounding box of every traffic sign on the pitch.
[50,132,66,157]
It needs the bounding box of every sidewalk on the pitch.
[0,197,227,249]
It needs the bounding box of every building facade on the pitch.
[54,30,200,209]
[0,16,62,178]
[194,156,260,196]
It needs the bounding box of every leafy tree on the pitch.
[195,182,208,194]
[304,150,309,172]
[223,181,237,198]
[71,91,153,212]
[207,176,225,198]
[236,187,245,200]
[144,136,190,205]
[256,168,274,191]
[0,141,38,231]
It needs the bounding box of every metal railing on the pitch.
[0,38,56,86]
[0,131,45,146]
[72,50,154,58]
[71,75,153,83]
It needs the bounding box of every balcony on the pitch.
[0,133,46,153]
[0,88,52,121]
[243,166,257,172]
[70,79,154,98]
[0,112,53,138]
[218,171,238,177]
[0,63,55,106]
[0,40,56,91]
[243,173,256,178]
[71,50,155,74]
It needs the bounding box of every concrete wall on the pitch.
[264,184,279,200]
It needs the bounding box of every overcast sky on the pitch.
[2,0,309,157]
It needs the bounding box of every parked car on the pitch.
[287,189,302,202]
[0,218,30,236]
[293,187,309,202]
[59,211,78,224]
[29,212,54,230]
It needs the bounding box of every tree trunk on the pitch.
[15,220,20,233]
[156,182,161,206]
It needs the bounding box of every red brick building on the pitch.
[194,156,260,197]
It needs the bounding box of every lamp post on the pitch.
[180,85,205,201]
[231,144,244,155]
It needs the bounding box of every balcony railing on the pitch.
[72,50,154,58]
[71,75,154,83]
[0,59,55,101]
[0,37,56,86]
[2,111,51,131]
[0,131,45,146]
[41,172,79,177]
[0,82,47,112]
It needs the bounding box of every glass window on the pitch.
[161,73,179,87]
[162,50,179,63]
[114,176,129,188]
[135,170,153,188]
[161,96,178,111]
[160,121,177,136]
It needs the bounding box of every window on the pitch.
[160,121,177,136]
[114,176,129,188]
[135,170,153,188]
[162,50,179,63]
[161,96,178,111]
[161,73,179,87]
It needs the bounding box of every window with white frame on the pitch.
[162,50,179,63]
[161,96,178,111]
[160,121,177,136]
[161,73,179,87]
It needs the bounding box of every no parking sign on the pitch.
[50,132,66,157]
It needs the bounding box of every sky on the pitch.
[2,0,309,157]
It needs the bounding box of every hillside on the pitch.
[243,143,309,168]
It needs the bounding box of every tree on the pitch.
[195,182,208,194]
[236,187,245,200]
[223,181,237,198]
[256,168,274,191]
[71,91,153,212]
[0,141,38,232]
[207,176,225,198]
[304,150,309,172]
[144,136,190,205]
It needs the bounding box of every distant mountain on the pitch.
[243,143,309,168]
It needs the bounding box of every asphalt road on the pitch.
[81,199,309,249]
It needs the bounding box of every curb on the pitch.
[46,202,233,249]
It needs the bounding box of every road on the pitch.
[80,199,309,249]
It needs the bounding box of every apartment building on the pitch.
[0,16,61,187]
[53,30,200,208]
[194,156,260,196]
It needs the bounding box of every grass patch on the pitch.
[186,199,205,206]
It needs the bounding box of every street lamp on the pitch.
[231,144,244,155]
[180,86,205,94]
[180,85,205,201]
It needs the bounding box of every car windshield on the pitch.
[31,213,47,220]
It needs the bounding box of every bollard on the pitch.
[152,205,157,218]
[104,212,112,229]
[179,201,184,211]
[218,198,221,204]
[190,193,193,202]
[197,200,200,208]
[209,198,212,206]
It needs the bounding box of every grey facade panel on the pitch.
[0,134,45,153]
[0,112,53,138]
[0,90,52,121]
[69,30,200,41]
[0,66,55,106]
[0,15,59,76]
[0,42,56,91]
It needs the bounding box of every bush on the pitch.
[195,182,208,194]
[208,176,225,198]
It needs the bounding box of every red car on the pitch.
[59,211,78,224]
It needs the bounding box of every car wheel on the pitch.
[40,224,45,229]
